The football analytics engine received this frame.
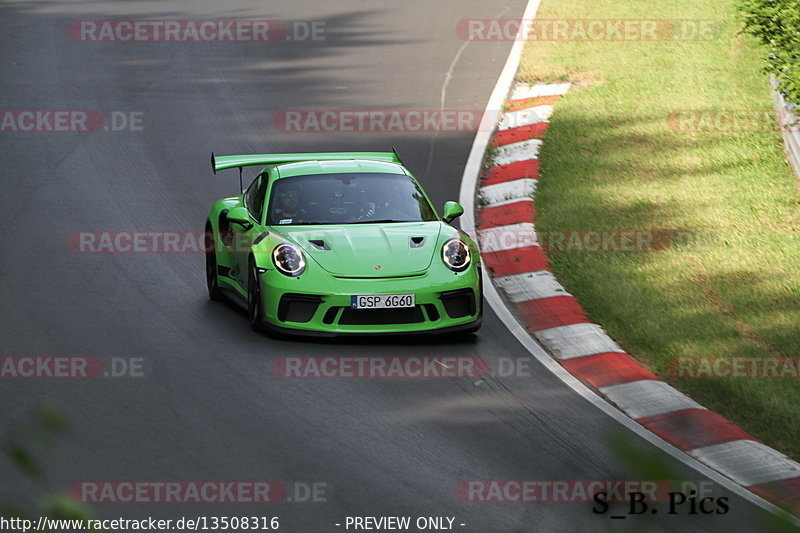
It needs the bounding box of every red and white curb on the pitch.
[474,81,800,516]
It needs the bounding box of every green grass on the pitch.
[519,0,800,457]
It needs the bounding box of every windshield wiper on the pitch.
[274,221,330,226]
[349,219,412,224]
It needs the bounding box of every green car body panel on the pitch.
[205,152,482,336]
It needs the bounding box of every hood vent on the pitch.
[409,236,425,248]
[308,239,331,250]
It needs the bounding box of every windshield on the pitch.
[266,173,438,225]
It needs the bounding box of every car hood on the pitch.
[278,222,444,277]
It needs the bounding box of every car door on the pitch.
[232,173,268,290]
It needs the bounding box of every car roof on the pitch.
[271,159,408,178]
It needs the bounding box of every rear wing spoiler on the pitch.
[210,150,403,174]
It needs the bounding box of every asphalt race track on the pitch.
[0,1,792,532]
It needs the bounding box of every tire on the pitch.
[247,257,267,332]
[205,224,224,301]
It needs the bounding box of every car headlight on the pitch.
[442,238,471,272]
[272,244,306,276]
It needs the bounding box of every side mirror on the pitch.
[442,201,464,224]
[226,206,253,229]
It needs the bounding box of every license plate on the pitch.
[351,294,415,309]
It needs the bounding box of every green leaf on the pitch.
[39,494,94,521]
[5,445,42,478]
[36,408,70,436]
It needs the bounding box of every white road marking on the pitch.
[690,440,800,487]
[477,223,537,253]
[499,106,553,130]
[599,380,705,420]
[493,139,542,166]
[496,271,570,302]
[510,82,571,101]
[534,322,623,360]
[480,178,537,206]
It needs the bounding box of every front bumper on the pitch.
[258,262,482,335]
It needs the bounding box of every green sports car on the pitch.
[205,151,482,336]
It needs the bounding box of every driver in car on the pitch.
[274,187,306,224]
[356,181,411,222]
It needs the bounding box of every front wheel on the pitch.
[247,257,267,331]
